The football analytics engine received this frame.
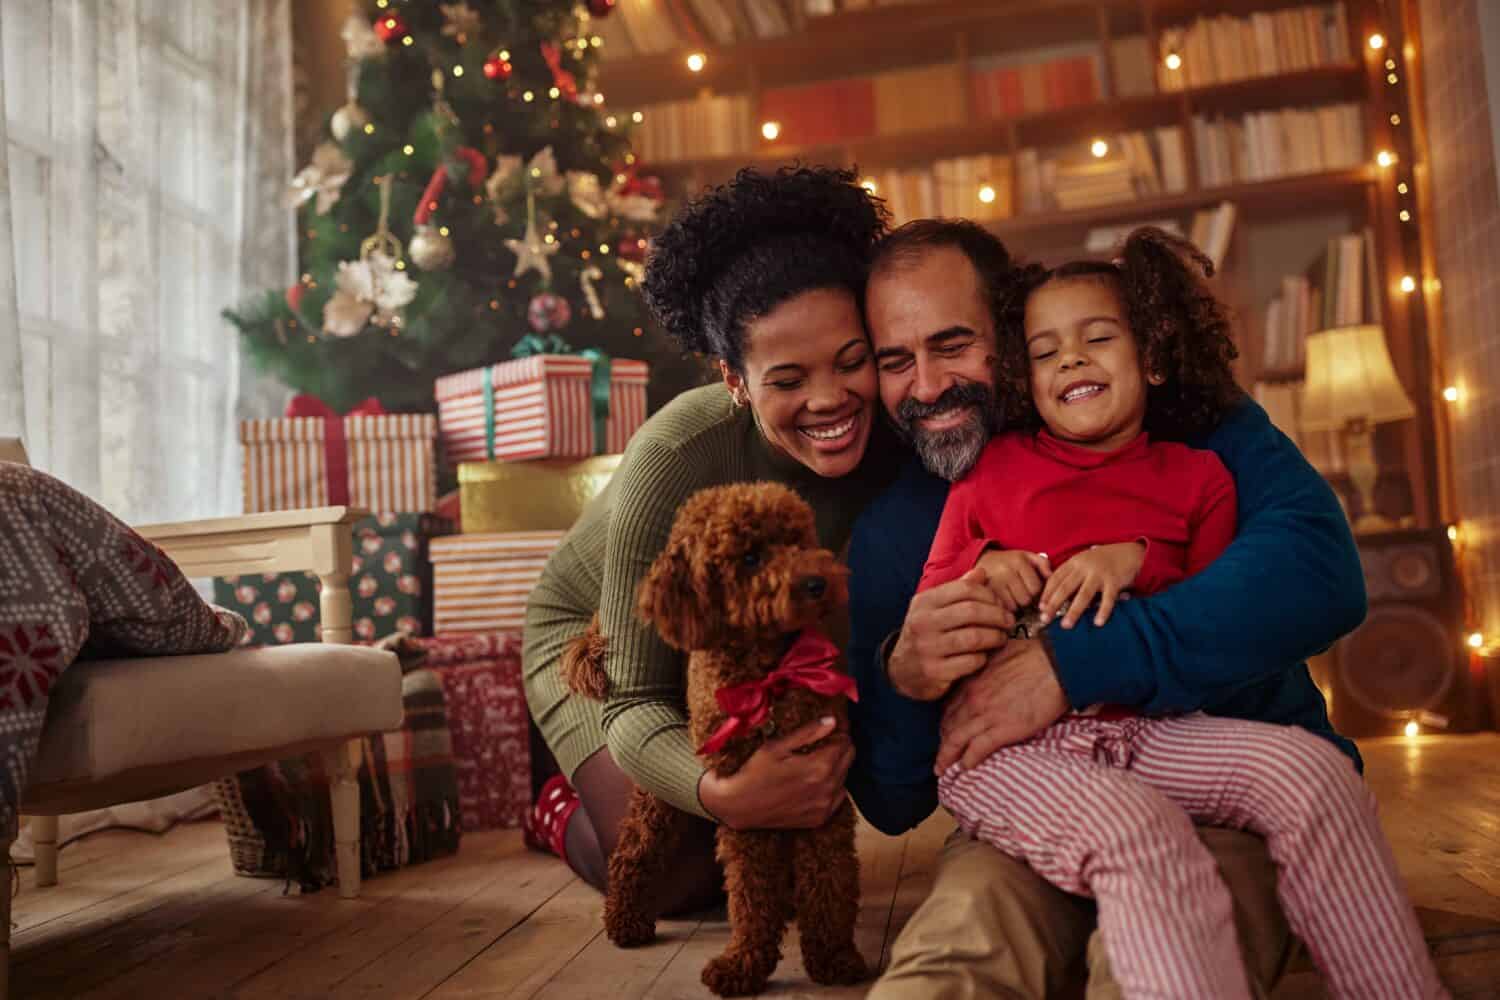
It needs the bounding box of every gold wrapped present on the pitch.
[457,455,623,533]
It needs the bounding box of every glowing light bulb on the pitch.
[1391,113,1402,126]
[523,91,535,102]
[1404,720,1419,738]
[632,111,644,124]
[1377,150,1397,167]
[978,184,997,204]
[1400,209,1412,222]
[402,35,414,47]
[1369,33,1386,50]
[1443,385,1460,402]
[687,52,706,73]
[1091,138,1109,158]
[594,93,605,105]
[438,226,450,237]
[549,87,561,99]
[402,144,414,155]
[452,65,464,78]
[860,178,878,194]
[1447,524,1460,543]
[1469,632,1485,649]
[363,123,375,135]
[1398,182,1409,194]
[1400,275,1417,293]
[1165,52,1183,71]
[761,121,781,141]
[499,50,510,62]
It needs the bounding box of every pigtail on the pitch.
[1115,226,1240,440]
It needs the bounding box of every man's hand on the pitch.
[887,567,1015,702]
[1038,541,1146,629]
[936,638,1069,772]
[972,548,1051,611]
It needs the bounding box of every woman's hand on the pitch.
[698,717,854,830]
[973,548,1052,612]
[1038,542,1146,628]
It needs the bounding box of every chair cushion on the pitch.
[33,644,402,785]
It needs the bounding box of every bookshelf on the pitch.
[596,0,1439,529]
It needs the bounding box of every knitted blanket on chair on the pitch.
[213,666,461,891]
[0,463,250,839]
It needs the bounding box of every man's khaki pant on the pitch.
[869,826,1292,999]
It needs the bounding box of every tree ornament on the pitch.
[483,54,513,81]
[527,291,573,332]
[505,212,560,283]
[321,176,417,337]
[540,43,580,102]
[588,0,616,17]
[409,224,456,271]
[285,283,306,313]
[289,142,354,215]
[439,3,482,42]
[488,146,564,226]
[329,100,370,142]
[567,171,607,219]
[372,12,409,44]
[341,15,385,60]
[579,265,605,320]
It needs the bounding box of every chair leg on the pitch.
[32,817,58,888]
[3,833,13,999]
[320,739,362,899]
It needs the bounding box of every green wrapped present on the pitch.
[214,513,453,645]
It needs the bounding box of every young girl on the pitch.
[920,228,1446,999]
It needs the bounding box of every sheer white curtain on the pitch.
[0,0,295,524]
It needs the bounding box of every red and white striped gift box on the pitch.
[240,413,438,514]
[433,355,649,464]
[429,531,567,633]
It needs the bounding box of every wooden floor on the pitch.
[11,734,1500,999]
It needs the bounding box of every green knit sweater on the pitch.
[522,385,893,818]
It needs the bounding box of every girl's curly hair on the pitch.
[640,165,889,371]
[994,227,1241,441]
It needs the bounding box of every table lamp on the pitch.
[1300,324,1416,534]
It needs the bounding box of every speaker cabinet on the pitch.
[1314,529,1483,736]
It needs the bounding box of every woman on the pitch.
[522,166,895,912]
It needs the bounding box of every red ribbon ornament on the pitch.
[540,42,579,102]
[413,147,489,226]
[284,394,387,506]
[698,629,858,757]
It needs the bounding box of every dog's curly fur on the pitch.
[562,482,867,996]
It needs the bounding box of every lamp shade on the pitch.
[1300,325,1416,432]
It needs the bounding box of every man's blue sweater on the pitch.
[846,399,1366,836]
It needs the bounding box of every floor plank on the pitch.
[10,733,1499,999]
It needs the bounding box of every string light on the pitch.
[1447,524,1460,543]
[452,65,465,78]
[600,243,611,254]
[594,93,605,105]
[1388,72,1399,85]
[590,35,603,47]
[978,184,996,204]
[394,259,407,270]
[363,123,376,135]
[632,111,644,123]
[860,177,878,194]
[761,121,781,141]
[1400,209,1412,222]
[1164,52,1183,71]
[1404,720,1419,738]
[1369,33,1386,50]
[1377,150,1397,167]
[438,226,450,237]
[1385,59,1397,71]
[402,144,414,155]
[549,87,561,99]
[402,35,414,47]
[543,233,556,244]
[523,90,535,102]
[606,115,618,128]
[1398,182,1409,194]
[1400,275,1417,293]
[687,52,706,73]
[1468,632,1485,649]
[1390,114,1402,126]
[1090,138,1109,158]
[1443,386,1460,402]
[499,49,511,61]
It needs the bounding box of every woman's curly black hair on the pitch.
[640,165,889,371]
[994,226,1241,442]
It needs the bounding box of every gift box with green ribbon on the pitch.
[433,336,649,464]
[213,513,453,645]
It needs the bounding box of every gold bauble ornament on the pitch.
[330,101,370,141]
[409,224,457,271]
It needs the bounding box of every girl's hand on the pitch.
[1038,542,1146,629]
[973,548,1052,612]
[698,717,853,830]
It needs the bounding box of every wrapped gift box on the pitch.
[458,454,621,534]
[214,513,452,644]
[434,354,647,464]
[241,405,437,514]
[406,633,530,831]
[429,531,566,633]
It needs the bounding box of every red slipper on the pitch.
[523,773,580,863]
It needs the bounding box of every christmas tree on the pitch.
[226,0,704,414]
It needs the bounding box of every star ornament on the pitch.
[505,218,560,283]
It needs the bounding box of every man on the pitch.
[846,218,1367,997]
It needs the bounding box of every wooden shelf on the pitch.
[642,65,1366,177]
[984,167,1374,240]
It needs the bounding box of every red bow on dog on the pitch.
[698,629,858,757]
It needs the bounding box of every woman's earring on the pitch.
[1148,371,1166,386]
[729,387,749,408]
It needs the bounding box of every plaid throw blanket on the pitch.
[0,464,248,839]
[214,665,460,890]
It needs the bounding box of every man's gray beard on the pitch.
[910,416,990,482]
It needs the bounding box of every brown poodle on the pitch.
[561,482,867,997]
